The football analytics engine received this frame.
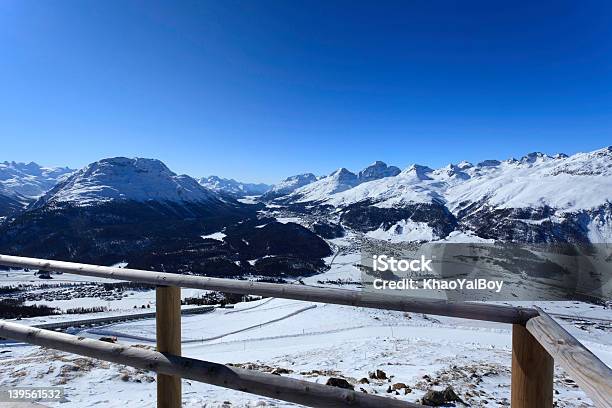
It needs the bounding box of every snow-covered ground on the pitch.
[0,268,212,317]
[201,231,227,241]
[0,235,610,407]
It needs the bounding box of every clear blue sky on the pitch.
[1,1,611,183]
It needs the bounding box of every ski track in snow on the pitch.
[84,304,317,344]
[223,297,275,314]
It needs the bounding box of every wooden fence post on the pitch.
[511,323,553,408]
[156,286,182,408]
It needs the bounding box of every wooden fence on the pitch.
[0,255,610,408]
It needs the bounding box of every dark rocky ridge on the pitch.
[340,200,458,239]
[0,200,332,277]
[0,192,26,219]
[458,202,612,244]
[358,161,401,183]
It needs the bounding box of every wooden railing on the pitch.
[0,255,610,408]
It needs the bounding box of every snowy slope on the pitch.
[262,173,318,199]
[286,162,403,203]
[1,236,609,407]
[199,176,270,197]
[325,164,442,208]
[446,147,612,213]
[0,161,73,198]
[32,157,221,208]
[291,168,359,200]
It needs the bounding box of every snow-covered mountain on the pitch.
[32,157,222,209]
[199,175,270,197]
[447,148,612,213]
[290,168,359,201]
[0,161,73,199]
[1,147,609,263]
[284,147,612,210]
[275,147,612,244]
[284,161,402,203]
[261,173,318,200]
[322,164,441,208]
[341,148,611,212]
[0,156,244,264]
[0,157,331,277]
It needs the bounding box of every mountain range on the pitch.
[0,157,330,277]
[0,161,74,219]
[0,161,74,199]
[0,146,610,277]
[198,175,271,197]
[271,147,611,244]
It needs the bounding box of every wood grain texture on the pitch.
[511,323,553,408]
[156,286,182,408]
[526,307,612,408]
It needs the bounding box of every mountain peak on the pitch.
[520,152,552,164]
[401,164,433,180]
[434,163,470,181]
[199,175,270,197]
[330,167,357,178]
[1,161,44,175]
[33,157,218,208]
[289,168,358,201]
[477,159,501,167]
[261,173,318,200]
[591,146,612,156]
[88,157,173,175]
[358,161,401,182]
[0,161,74,199]
[283,173,317,183]
[457,161,473,170]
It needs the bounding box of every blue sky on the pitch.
[1,1,611,183]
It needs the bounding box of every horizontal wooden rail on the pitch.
[526,306,612,407]
[0,254,537,324]
[0,320,423,408]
